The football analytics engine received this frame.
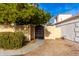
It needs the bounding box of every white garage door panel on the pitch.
[75,37,79,42]
[76,22,79,27]
[60,22,76,42]
[76,33,79,37]
[75,28,79,32]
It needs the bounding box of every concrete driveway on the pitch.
[25,39,79,56]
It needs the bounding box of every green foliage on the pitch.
[0,3,51,25]
[29,8,51,25]
[0,4,17,24]
[15,17,27,25]
[0,32,25,49]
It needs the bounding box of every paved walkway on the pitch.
[25,39,79,56]
[0,39,44,56]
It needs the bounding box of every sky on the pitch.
[38,3,79,16]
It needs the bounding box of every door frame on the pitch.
[35,25,44,39]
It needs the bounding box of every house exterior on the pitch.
[1,13,79,43]
[44,14,79,43]
[30,14,76,41]
[56,14,72,22]
[55,14,79,42]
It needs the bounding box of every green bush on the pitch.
[0,32,26,49]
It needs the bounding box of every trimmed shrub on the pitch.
[0,32,26,49]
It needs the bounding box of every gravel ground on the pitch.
[25,39,79,56]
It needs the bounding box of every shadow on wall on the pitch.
[44,26,62,39]
[15,25,30,41]
[15,25,29,33]
[15,25,25,31]
[44,28,51,37]
[22,36,30,47]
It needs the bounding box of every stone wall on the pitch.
[0,25,31,41]
[44,25,62,39]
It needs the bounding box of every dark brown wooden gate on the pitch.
[35,25,44,39]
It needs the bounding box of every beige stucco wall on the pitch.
[0,25,15,32]
[44,25,62,39]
